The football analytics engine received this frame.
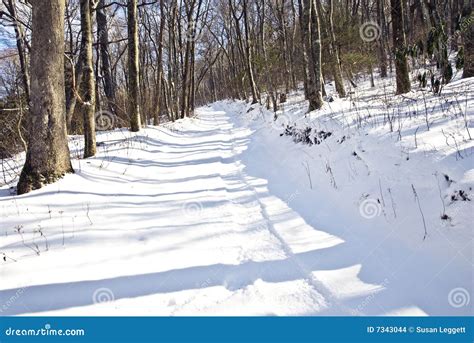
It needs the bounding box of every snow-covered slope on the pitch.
[0,75,472,316]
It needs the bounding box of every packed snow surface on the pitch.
[1,75,473,316]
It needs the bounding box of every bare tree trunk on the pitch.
[242,0,259,104]
[462,4,473,78]
[210,64,217,102]
[181,15,192,118]
[302,0,324,111]
[80,0,96,158]
[6,0,30,102]
[310,0,324,107]
[369,63,375,87]
[276,0,291,96]
[97,0,116,115]
[298,0,310,98]
[376,0,388,77]
[65,58,83,132]
[289,0,299,90]
[391,0,411,93]
[153,0,166,125]
[17,0,73,195]
[168,0,180,121]
[326,0,346,97]
[128,0,141,131]
[190,41,196,113]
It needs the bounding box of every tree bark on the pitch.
[276,0,291,96]
[390,0,411,94]
[462,4,473,78]
[128,0,141,131]
[297,0,310,98]
[17,0,73,195]
[242,0,259,104]
[180,14,192,118]
[80,0,96,158]
[153,0,166,125]
[325,0,346,97]
[302,0,324,111]
[376,0,388,77]
[97,0,116,115]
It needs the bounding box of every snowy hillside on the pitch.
[0,74,472,316]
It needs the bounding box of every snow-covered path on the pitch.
[0,102,472,316]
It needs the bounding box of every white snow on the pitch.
[0,74,473,316]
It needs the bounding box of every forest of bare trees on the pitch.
[0,0,472,193]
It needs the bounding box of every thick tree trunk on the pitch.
[80,0,96,158]
[462,5,473,78]
[128,0,141,131]
[310,0,324,108]
[97,0,116,115]
[391,0,411,94]
[17,0,73,195]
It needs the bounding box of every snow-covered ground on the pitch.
[0,74,473,316]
